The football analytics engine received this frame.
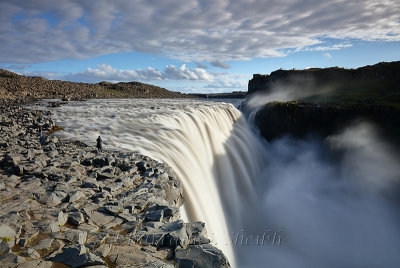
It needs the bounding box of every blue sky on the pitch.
[1,1,399,93]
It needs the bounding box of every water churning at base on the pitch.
[49,99,400,267]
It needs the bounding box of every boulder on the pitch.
[96,172,114,181]
[145,210,164,222]
[86,232,109,250]
[0,253,26,268]
[186,222,210,245]
[69,191,85,203]
[52,229,87,244]
[57,210,68,226]
[0,239,10,253]
[159,220,189,249]
[94,243,112,257]
[175,244,230,268]
[92,157,109,168]
[81,181,100,189]
[43,221,60,233]
[138,220,189,249]
[51,244,104,268]
[68,211,85,226]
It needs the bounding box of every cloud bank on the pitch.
[1,0,399,64]
[29,64,246,93]
[65,64,214,82]
[64,64,215,82]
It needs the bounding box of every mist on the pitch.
[46,99,400,267]
[247,76,334,109]
[237,121,400,267]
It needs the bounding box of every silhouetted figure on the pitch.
[97,136,102,152]
[39,126,43,138]
[38,125,45,145]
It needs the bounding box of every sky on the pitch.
[0,0,399,93]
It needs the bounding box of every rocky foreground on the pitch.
[0,100,230,268]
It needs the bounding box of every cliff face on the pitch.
[250,101,400,143]
[0,69,189,101]
[246,61,400,142]
[248,61,400,106]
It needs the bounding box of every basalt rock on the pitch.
[175,244,231,268]
[250,101,400,142]
[0,100,230,267]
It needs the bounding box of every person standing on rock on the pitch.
[39,125,45,145]
[96,136,102,152]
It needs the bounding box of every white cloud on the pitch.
[0,0,399,64]
[323,52,332,58]
[298,43,353,52]
[64,64,213,83]
[210,60,231,69]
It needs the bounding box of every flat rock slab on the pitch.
[77,223,99,233]
[103,217,124,229]
[51,244,104,268]
[109,245,171,267]
[33,238,54,251]
[0,225,17,238]
[52,229,87,244]
[87,211,115,227]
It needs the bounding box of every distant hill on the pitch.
[189,91,247,99]
[248,61,400,107]
[0,69,189,101]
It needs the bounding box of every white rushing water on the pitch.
[46,99,400,267]
[47,99,267,266]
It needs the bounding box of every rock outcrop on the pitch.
[247,101,400,142]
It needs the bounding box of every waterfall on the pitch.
[48,99,268,266]
[48,99,400,267]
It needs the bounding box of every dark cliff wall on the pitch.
[251,101,400,143]
[248,61,400,106]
